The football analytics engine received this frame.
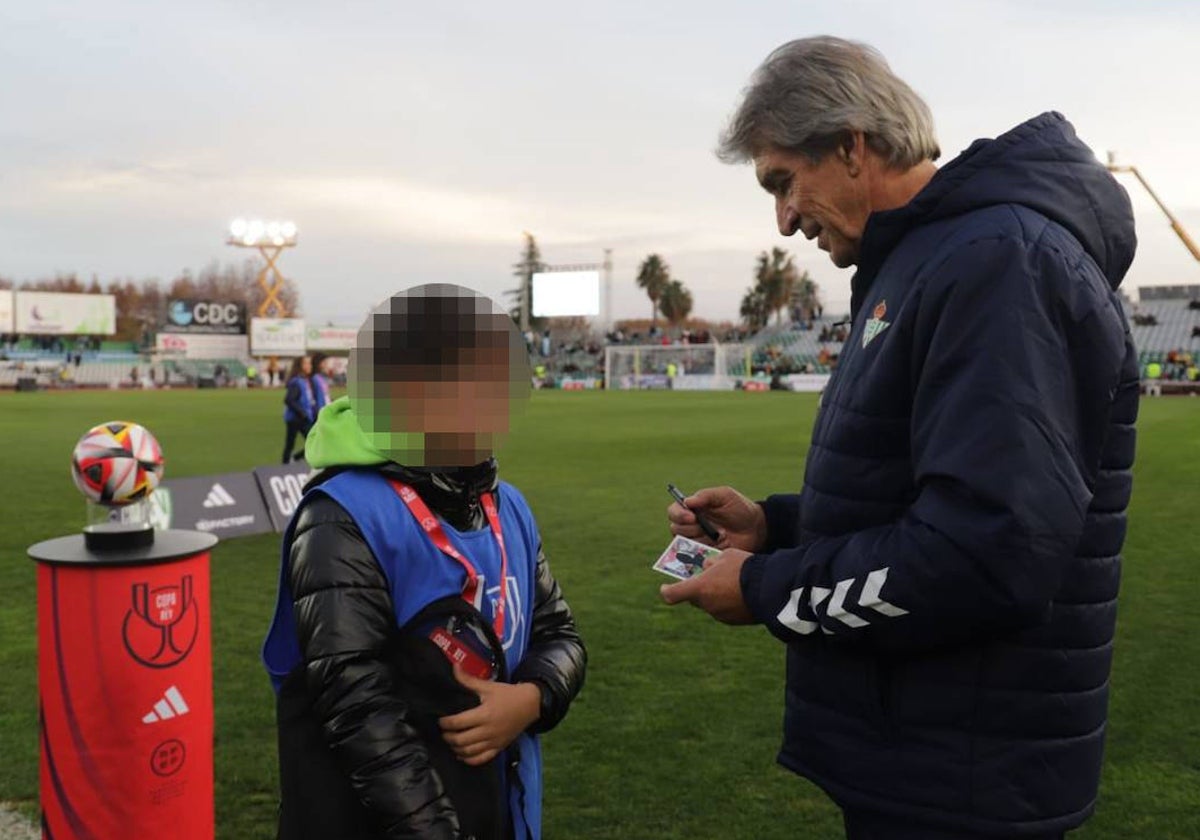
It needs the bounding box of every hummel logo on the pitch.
[141,685,190,724]
[776,567,908,636]
[203,483,235,508]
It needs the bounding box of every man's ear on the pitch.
[840,131,867,177]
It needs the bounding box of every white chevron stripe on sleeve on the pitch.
[858,567,908,617]
[809,586,836,635]
[827,578,870,628]
[777,588,817,635]
[810,586,831,610]
[776,586,832,636]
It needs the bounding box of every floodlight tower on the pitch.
[226,218,299,317]
[1106,153,1200,263]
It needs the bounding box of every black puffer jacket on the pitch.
[276,459,586,840]
[740,114,1138,835]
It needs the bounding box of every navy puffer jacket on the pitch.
[739,113,1139,836]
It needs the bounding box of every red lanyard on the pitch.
[389,480,508,638]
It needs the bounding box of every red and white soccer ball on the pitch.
[71,421,165,507]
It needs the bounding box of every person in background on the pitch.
[311,352,333,415]
[283,356,315,463]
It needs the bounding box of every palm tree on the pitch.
[658,280,694,326]
[755,247,800,325]
[740,286,770,331]
[790,269,822,322]
[635,254,671,328]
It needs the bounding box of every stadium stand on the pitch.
[736,317,849,375]
[3,286,1198,391]
[1123,299,1199,354]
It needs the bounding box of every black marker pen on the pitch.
[667,483,721,543]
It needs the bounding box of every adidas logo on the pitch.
[141,685,190,724]
[202,483,235,508]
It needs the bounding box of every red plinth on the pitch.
[30,530,217,840]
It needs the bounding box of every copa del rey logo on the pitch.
[862,300,891,348]
[122,575,199,669]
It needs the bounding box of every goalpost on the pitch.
[604,342,751,390]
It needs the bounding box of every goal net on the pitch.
[604,343,751,390]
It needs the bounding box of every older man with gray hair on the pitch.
[663,36,1139,839]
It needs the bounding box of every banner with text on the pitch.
[155,333,250,360]
[305,326,357,352]
[15,291,116,335]
[253,462,317,532]
[163,299,246,334]
[250,318,307,356]
[152,472,273,538]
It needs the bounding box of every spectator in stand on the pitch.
[311,353,333,416]
[283,356,315,463]
[1144,360,1163,396]
[541,330,551,357]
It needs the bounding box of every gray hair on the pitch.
[717,36,940,168]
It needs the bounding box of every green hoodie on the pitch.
[303,396,423,469]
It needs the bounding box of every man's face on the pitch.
[754,146,871,268]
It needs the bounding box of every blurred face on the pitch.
[349,288,531,468]
[300,356,312,375]
[754,145,872,268]
[391,347,514,438]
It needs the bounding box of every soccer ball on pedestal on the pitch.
[71,421,165,507]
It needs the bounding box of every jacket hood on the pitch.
[856,112,1136,306]
[303,396,391,468]
[303,396,499,529]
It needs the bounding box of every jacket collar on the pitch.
[308,458,499,532]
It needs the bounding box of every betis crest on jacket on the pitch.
[863,300,890,348]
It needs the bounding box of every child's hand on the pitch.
[438,667,542,766]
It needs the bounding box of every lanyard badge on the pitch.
[390,481,509,641]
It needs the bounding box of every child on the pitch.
[263,284,586,840]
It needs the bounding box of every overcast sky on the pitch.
[2,0,1197,324]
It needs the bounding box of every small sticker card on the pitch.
[652,535,720,581]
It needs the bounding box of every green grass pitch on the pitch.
[1,389,1197,838]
